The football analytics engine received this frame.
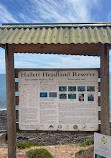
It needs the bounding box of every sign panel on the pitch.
[18,69,98,131]
[94,133,111,158]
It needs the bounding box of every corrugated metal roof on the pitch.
[0,23,111,44]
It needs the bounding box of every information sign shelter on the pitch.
[0,23,111,157]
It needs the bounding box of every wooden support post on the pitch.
[5,44,16,157]
[100,44,110,135]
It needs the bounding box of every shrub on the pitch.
[80,137,94,147]
[26,148,54,158]
[17,142,41,149]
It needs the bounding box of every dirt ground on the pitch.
[0,145,82,158]
[0,132,94,157]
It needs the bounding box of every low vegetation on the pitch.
[17,142,41,149]
[76,149,87,155]
[26,148,54,158]
[75,146,94,158]
[75,138,94,158]
[80,137,94,147]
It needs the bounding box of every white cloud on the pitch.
[2,50,111,74]
[0,3,18,23]
[28,0,99,22]
[45,55,100,68]
[14,53,100,69]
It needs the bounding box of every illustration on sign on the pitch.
[49,125,54,128]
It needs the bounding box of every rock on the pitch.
[0,133,7,141]
[17,136,28,141]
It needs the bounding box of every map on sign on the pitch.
[18,69,98,131]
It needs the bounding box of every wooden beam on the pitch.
[100,44,110,135]
[13,43,104,56]
[5,44,16,157]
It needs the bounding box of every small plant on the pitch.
[26,148,54,158]
[17,142,41,149]
[80,137,94,147]
[76,149,86,155]
[75,146,94,158]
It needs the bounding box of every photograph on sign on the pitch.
[87,86,95,91]
[59,94,67,99]
[68,86,76,91]
[79,94,84,101]
[88,94,94,101]
[40,92,47,97]
[68,94,76,99]
[19,69,98,131]
[49,92,57,98]
[59,86,67,91]
[78,86,85,91]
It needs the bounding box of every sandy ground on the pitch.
[0,144,82,158]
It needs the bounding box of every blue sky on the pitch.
[0,0,111,73]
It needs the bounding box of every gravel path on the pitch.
[0,145,82,158]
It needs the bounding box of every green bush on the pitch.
[17,142,41,149]
[80,137,94,147]
[26,148,54,158]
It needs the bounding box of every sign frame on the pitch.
[18,68,99,132]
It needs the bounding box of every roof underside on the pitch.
[0,23,111,45]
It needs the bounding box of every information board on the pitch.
[94,133,111,158]
[18,69,98,131]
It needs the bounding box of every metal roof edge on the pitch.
[2,22,111,25]
[1,22,111,29]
